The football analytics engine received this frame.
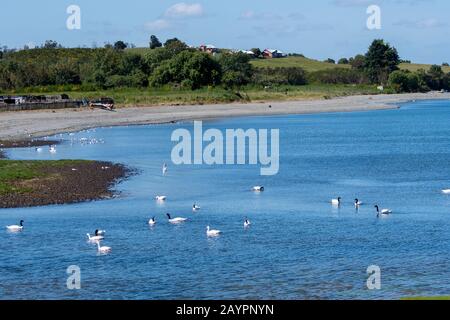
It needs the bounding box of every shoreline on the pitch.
[0,160,130,209]
[1,92,450,140]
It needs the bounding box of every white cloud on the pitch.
[144,3,204,31]
[164,3,204,18]
[145,19,172,31]
[394,18,446,29]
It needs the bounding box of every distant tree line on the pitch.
[0,37,449,93]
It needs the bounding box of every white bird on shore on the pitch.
[244,218,251,228]
[331,197,341,206]
[96,241,112,254]
[148,217,156,226]
[162,163,168,176]
[252,186,264,192]
[6,220,24,232]
[192,204,201,211]
[155,196,167,201]
[166,213,187,224]
[49,146,56,154]
[375,205,392,217]
[442,189,450,194]
[206,226,222,237]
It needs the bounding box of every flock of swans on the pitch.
[330,197,393,218]
[5,159,450,255]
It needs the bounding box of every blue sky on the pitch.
[1,0,449,63]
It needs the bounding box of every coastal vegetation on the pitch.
[1,37,450,105]
[0,158,128,208]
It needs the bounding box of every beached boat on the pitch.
[89,97,115,111]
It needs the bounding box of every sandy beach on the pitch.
[1,92,449,140]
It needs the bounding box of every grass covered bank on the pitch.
[0,159,130,208]
[6,84,381,107]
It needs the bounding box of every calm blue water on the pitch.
[1,99,450,300]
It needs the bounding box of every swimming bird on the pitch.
[375,205,392,217]
[244,218,251,228]
[192,204,201,211]
[354,199,363,207]
[162,163,168,176]
[35,147,43,152]
[331,197,341,206]
[148,217,156,226]
[155,196,167,201]
[87,233,104,242]
[6,220,24,232]
[49,146,56,154]
[442,189,450,194]
[166,213,187,224]
[96,229,106,236]
[96,241,112,254]
[252,186,264,192]
[206,226,222,237]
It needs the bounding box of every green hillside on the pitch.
[250,56,350,72]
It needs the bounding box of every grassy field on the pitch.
[0,160,87,195]
[400,62,450,73]
[251,56,350,72]
[9,84,381,107]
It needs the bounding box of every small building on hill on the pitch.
[263,49,287,59]
[199,44,219,54]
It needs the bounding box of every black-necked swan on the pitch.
[162,163,168,175]
[331,197,341,206]
[354,199,363,207]
[442,189,450,194]
[375,205,392,217]
[96,241,112,254]
[192,204,201,211]
[244,218,251,228]
[35,147,43,152]
[49,146,56,153]
[206,226,222,237]
[252,186,264,192]
[96,229,106,236]
[166,213,187,224]
[155,195,167,201]
[87,232,104,242]
[148,217,156,226]
[6,220,24,232]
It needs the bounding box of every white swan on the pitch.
[96,241,112,254]
[6,220,24,232]
[252,186,264,192]
[331,197,341,206]
[162,163,168,176]
[354,199,363,207]
[206,226,222,237]
[49,146,57,154]
[148,217,156,226]
[166,213,187,224]
[244,218,251,228]
[155,196,167,201]
[87,233,104,242]
[442,189,450,194]
[192,204,201,211]
[375,205,392,217]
